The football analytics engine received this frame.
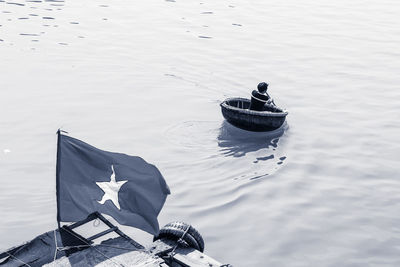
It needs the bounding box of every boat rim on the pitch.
[220,97,288,117]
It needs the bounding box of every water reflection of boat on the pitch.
[218,120,286,157]
[217,120,288,180]
[220,97,288,132]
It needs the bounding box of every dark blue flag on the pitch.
[56,132,170,235]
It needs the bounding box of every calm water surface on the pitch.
[1,0,400,266]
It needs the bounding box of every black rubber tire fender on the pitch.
[154,221,205,252]
[162,221,204,251]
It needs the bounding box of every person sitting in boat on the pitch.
[249,82,273,111]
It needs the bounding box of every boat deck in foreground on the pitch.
[0,213,229,267]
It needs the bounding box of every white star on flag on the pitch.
[96,165,127,210]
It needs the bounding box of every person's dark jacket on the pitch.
[249,90,270,111]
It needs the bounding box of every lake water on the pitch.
[1,0,400,266]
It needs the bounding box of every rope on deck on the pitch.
[53,227,128,267]
[4,252,32,267]
[168,224,191,257]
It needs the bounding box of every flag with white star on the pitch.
[56,133,170,235]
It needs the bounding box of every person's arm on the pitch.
[265,93,276,106]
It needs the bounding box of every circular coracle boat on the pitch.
[220,97,288,132]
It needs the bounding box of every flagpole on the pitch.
[56,129,62,229]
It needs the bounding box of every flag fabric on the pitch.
[56,132,170,235]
